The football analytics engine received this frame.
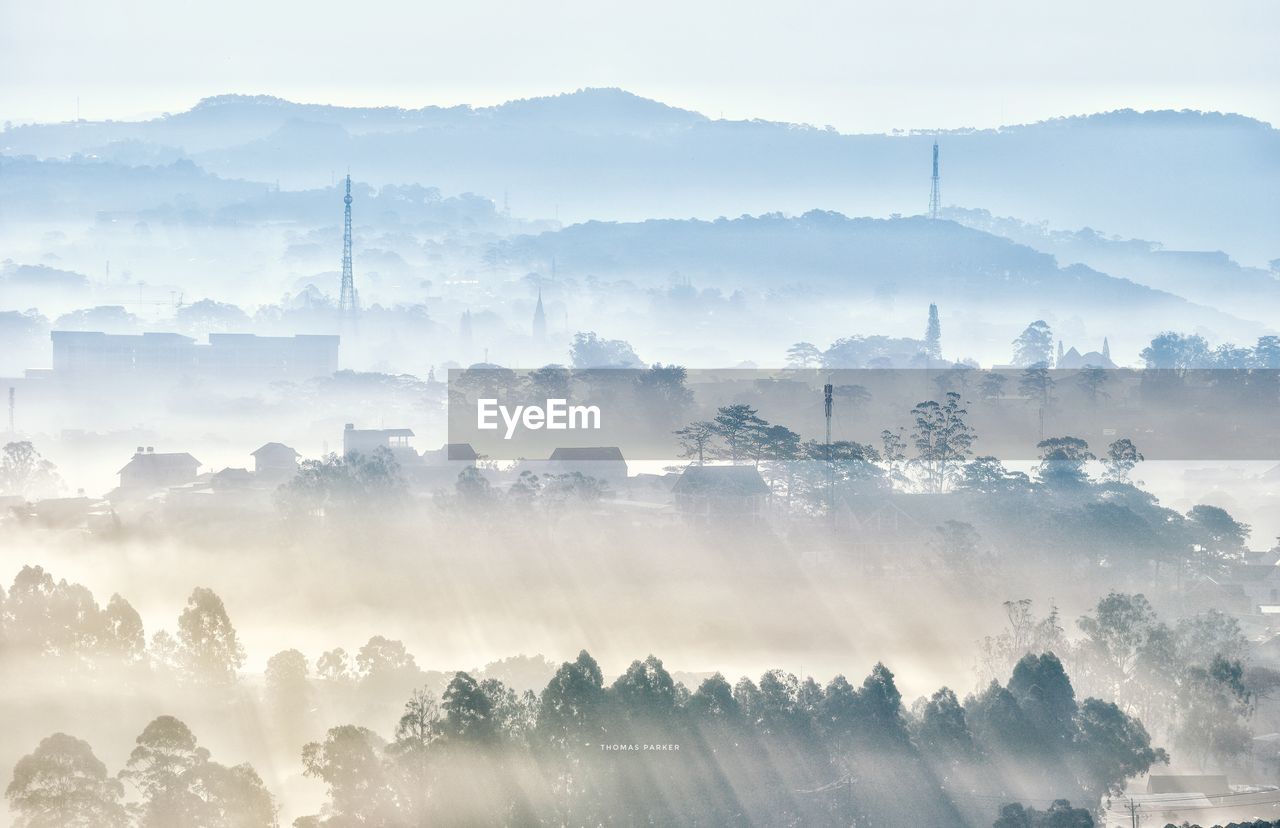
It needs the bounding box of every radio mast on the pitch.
[928,141,941,219]
[338,174,359,318]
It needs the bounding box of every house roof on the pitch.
[549,447,625,462]
[443,443,479,461]
[1146,774,1230,796]
[1057,347,1117,369]
[1127,792,1215,810]
[672,464,770,496]
[1225,564,1280,583]
[1244,549,1280,567]
[348,428,415,437]
[117,452,201,474]
[251,442,300,458]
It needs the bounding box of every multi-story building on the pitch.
[49,331,339,381]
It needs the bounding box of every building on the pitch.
[49,331,339,381]
[1101,775,1280,828]
[210,467,254,491]
[1216,562,1280,613]
[251,442,301,482]
[343,424,419,464]
[117,447,201,491]
[546,447,628,490]
[1147,775,1230,796]
[1057,345,1117,370]
[408,443,480,489]
[203,333,338,378]
[421,443,479,464]
[532,288,547,342]
[672,465,770,524]
[33,496,112,528]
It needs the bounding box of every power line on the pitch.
[1125,797,1140,828]
[1104,787,1280,806]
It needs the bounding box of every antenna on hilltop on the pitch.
[338,174,359,321]
[824,382,834,513]
[928,141,941,220]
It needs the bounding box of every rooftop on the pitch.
[251,442,300,458]
[117,451,201,474]
[672,464,770,496]
[549,446,625,462]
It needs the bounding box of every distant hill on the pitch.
[947,207,1280,322]
[0,155,511,230]
[3,89,1276,264]
[0,89,705,155]
[493,211,1256,336]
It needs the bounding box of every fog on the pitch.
[3,66,1279,828]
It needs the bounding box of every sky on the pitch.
[2,0,1277,132]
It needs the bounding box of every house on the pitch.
[30,496,114,530]
[117,447,201,492]
[410,443,480,490]
[422,443,479,465]
[1102,775,1280,828]
[1181,576,1253,617]
[342,424,419,464]
[672,465,770,524]
[1216,563,1280,613]
[1147,775,1230,796]
[251,442,301,482]
[545,446,628,490]
[210,467,254,491]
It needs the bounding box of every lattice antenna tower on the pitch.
[338,174,359,316]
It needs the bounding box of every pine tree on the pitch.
[924,303,942,361]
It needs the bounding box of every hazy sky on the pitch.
[2,0,1277,131]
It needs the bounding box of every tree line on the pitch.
[7,648,1163,827]
[2,566,1174,827]
[977,594,1280,774]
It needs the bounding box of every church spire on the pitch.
[532,287,547,343]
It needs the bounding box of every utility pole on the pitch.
[1126,797,1140,828]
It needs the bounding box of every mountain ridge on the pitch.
[3,88,1275,266]
[13,88,1274,135]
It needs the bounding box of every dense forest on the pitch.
[2,570,1159,826]
[13,559,1279,826]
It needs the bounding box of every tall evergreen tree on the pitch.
[924,304,942,361]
